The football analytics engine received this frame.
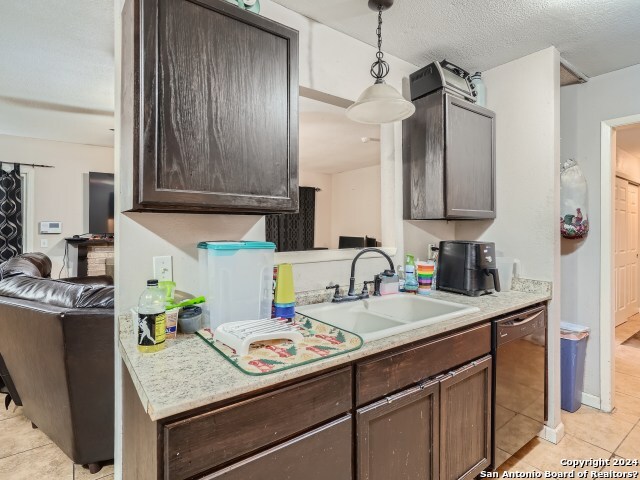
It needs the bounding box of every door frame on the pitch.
[600,114,640,412]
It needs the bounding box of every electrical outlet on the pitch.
[40,239,48,248]
[153,256,173,282]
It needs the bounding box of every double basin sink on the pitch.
[296,294,479,343]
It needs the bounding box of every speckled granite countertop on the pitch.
[119,280,551,421]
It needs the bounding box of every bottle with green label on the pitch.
[404,254,419,294]
[137,279,166,353]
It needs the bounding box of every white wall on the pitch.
[300,165,382,250]
[456,47,562,435]
[456,48,560,281]
[616,147,640,183]
[403,221,456,262]
[115,0,419,309]
[0,134,113,276]
[560,63,640,400]
[298,170,332,248]
[330,164,381,249]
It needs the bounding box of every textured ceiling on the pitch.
[272,0,640,78]
[300,96,379,175]
[617,124,640,159]
[0,1,114,147]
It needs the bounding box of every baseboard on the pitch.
[540,422,565,444]
[581,392,601,409]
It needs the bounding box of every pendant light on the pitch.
[346,0,415,124]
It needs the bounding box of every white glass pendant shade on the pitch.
[346,81,415,124]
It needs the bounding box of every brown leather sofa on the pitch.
[0,253,114,473]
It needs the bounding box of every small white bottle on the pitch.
[470,72,486,107]
[428,244,439,291]
[397,265,405,292]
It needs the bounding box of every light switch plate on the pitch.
[153,256,173,282]
[40,239,48,248]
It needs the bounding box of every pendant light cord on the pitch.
[370,5,390,82]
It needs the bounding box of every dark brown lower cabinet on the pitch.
[122,314,516,480]
[356,355,492,480]
[164,368,352,479]
[201,415,353,480]
[357,379,440,480]
[440,356,493,480]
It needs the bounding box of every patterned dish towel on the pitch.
[196,314,363,375]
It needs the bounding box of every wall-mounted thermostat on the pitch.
[39,221,62,234]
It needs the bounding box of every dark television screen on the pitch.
[89,172,115,235]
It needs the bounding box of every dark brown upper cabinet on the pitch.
[121,0,299,213]
[403,90,496,220]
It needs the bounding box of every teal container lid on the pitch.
[197,241,276,250]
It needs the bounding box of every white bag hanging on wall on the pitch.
[560,159,589,239]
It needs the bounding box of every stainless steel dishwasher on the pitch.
[492,305,547,469]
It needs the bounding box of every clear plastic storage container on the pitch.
[198,241,276,330]
[496,257,520,292]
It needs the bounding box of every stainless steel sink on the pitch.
[296,294,479,342]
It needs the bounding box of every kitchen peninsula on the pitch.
[120,281,550,480]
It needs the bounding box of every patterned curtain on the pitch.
[266,187,316,252]
[0,164,23,262]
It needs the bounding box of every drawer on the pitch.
[356,323,491,406]
[201,415,353,480]
[164,367,352,480]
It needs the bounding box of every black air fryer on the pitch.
[436,241,501,296]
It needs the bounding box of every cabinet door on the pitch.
[445,95,495,219]
[136,0,298,213]
[403,92,446,219]
[439,356,492,480]
[202,415,352,480]
[357,380,440,480]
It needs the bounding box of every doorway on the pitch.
[614,176,639,327]
[601,116,640,413]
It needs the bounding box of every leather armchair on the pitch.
[0,353,22,409]
[0,253,114,472]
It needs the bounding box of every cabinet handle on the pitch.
[451,363,474,377]
[511,310,543,325]
[499,309,544,328]
[385,380,437,404]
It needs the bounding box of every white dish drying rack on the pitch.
[215,318,304,356]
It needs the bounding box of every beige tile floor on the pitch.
[499,313,640,475]
[0,404,114,480]
[2,316,640,479]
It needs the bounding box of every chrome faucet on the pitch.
[326,248,396,303]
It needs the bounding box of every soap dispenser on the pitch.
[404,255,418,294]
